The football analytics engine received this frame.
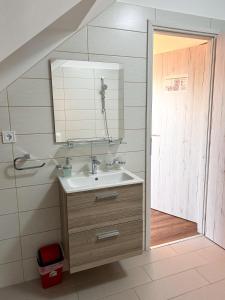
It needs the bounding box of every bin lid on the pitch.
[38,243,63,267]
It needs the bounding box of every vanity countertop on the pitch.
[58,168,144,194]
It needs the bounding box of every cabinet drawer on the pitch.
[67,184,143,232]
[69,219,143,271]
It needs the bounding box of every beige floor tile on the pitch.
[171,237,213,254]
[119,246,176,271]
[144,251,207,280]
[77,266,151,300]
[196,245,225,262]
[172,279,225,300]
[101,289,139,300]
[135,269,208,300]
[197,259,225,283]
[0,277,78,300]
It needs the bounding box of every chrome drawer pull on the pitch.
[96,230,120,240]
[95,191,119,201]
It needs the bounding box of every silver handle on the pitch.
[96,230,120,240]
[95,191,119,201]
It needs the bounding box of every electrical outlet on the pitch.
[2,131,16,143]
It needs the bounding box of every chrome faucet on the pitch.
[91,156,101,174]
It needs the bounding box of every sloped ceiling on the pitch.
[0,0,114,90]
[0,0,82,63]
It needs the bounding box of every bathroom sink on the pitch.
[58,169,143,193]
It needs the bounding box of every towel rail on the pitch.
[13,154,46,171]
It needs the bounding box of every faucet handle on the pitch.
[113,157,126,166]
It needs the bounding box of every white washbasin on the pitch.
[59,169,143,193]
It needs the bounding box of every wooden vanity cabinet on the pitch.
[59,183,143,273]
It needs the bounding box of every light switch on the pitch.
[2,131,16,143]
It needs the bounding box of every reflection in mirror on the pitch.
[50,60,124,143]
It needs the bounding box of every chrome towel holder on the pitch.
[13,154,46,171]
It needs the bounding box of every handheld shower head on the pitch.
[100,78,107,113]
[101,78,108,91]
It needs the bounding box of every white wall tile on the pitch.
[0,213,19,240]
[22,257,39,281]
[90,147,114,157]
[15,159,57,187]
[0,89,8,106]
[0,238,21,264]
[90,2,155,32]
[124,82,146,107]
[7,79,52,107]
[17,183,59,211]
[134,171,145,180]
[22,51,88,79]
[119,129,145,152]
[89,54,146,83]
[21,229,61,259]
[124,107,146,129]
[56,27,88,53]
[88,26,147,58]
[123,151,145,173]
[19,207,60,235]
[0,261,23,288]
[0,163,15,189]
[10,107,53,134]
[0,141,13,163]
[0,107,10,131]
[13,134,91,159]
[156,9,211,32]
[69,156,90,174]
[0,188,17,215]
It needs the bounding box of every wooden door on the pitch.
[152,43,211,229]
[206,35,225,248]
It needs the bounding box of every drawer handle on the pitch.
[96,230,120,240]
[95,191,119,201]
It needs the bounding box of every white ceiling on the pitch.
[0,0,83,63]
[117,0,225,20]
[154,33,208,54]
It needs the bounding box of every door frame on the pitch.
[145,21,217,249]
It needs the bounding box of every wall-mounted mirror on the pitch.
[50,60,124,143]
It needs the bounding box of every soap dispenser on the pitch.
[63,157,72,177]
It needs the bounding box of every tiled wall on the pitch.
[0,1,224,288]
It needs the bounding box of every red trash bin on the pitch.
[37,243,64,289]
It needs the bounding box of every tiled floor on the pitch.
[1,236,225,299]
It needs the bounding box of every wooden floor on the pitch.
[151,209,198,246]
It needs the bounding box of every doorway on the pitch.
[150,31,213,247]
